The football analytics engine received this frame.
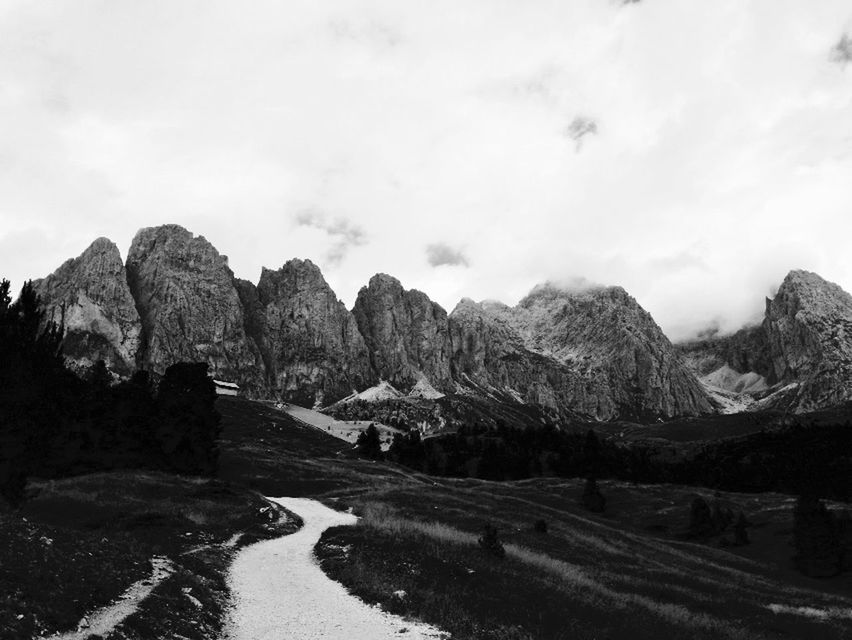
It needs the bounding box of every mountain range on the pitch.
[31,224,852,421]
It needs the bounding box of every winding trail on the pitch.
[49,556,174,640]
[225,497,446,640]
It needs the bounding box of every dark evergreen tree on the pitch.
[793,494,841,577]
[583,429,602,478]
[0,280,64,505]
[355,423,383,460]
[388,430,425,469]
[112,371,158,465]
[156,362,221,475]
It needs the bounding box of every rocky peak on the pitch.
[126,225,264,392]
[762,269,852,411]
[249,258,374,406]
[449,297,582,413]
[451,283,713,420]
[512,283,670,363]
[353,273,454,392]
[33,237,141,376]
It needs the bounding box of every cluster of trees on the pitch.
[331,399,422,430]
[0,280,221,506]
[381,420,852,501]
[386,423,624,481]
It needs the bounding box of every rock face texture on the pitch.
[33,238,141,376]
[251,259,374,407]
[677,270,852,413]
[125,225,265,392]
[762,270,852,412]
[450,284,714,420]
[449,298,594,415]
[43,228,852,418]
[677,325,773,379]
[352,274,454,393]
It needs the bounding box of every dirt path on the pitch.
[49,556,173,640]
[225,497,446,640]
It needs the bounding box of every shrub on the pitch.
[687,497,714,537]
[733,512,750,546]
[478,524,505,558]
[581,478,606,513]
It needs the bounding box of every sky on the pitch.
[1,0,851,341]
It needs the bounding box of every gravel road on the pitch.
[225,496,446,640]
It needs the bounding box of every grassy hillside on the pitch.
[218,397,852,640]
[3,396,849,639]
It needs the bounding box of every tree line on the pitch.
[384,420,852,500]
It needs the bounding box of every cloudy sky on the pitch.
[1,0,851,340]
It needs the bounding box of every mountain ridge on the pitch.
[31,225,852,421]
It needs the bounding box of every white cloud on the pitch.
[426,243,469,268]
[1,0,851,341]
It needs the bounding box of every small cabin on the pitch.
[213,379,240,396]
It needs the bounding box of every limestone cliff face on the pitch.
[251,259,374,406]
[677,325,773,379]
[450,284,713,420]
[448,298,601,417]
[763,270,852,412]
[352,274,454,392]
[33,238,141,376]
[125,225,264,392]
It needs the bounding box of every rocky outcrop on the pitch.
[353,274,454,393]
[449,298,599,416]
[251,259,374,406]
[763,270,852,412]
[450,284,714,420]
[676,270,852,414]
[126,225,265,393]
[33,237,141,376]
[677,325,773,380]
